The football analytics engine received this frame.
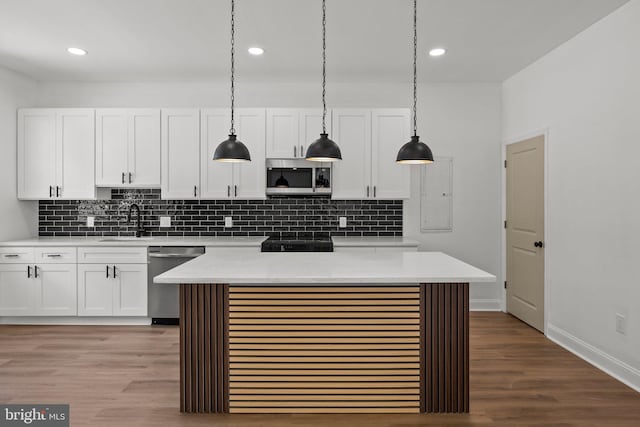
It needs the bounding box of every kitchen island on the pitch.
[154,251,495,414]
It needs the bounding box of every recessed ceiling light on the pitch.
[429,48,446,57]
[67,47,87,56]
[248,47,264,56]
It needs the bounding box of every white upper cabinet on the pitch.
[266,109,328,159]
[161,109,201,199]
[332,108,411,200]
[200,109,234,199]
[18,108,95,200]
[332,109,372,199]
[233,109,266,199]
[96,109,160,187]
[371,109,411,199]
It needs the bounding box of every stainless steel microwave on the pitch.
[266,159,332,195]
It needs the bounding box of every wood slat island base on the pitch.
[179,283,469,414]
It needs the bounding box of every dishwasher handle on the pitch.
[148,253,203,259]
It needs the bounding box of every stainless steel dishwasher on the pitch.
[148,246,205,325]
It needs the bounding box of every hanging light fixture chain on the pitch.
[413,0,418,136]
[230,0,236,135]
[322,0,327,134]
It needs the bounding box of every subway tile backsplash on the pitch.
[38,189,403,239]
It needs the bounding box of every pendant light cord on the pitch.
[413,0,417,137]
[230,0,236,135]
[322,0,327,134]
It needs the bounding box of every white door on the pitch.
[200,109,234,199]
[506,135,545,332]
[299,109,330,159]
[34,264,77,316]
[233,109,266,199]
[161,109,200,199]
[17,109,56,199]
[371,109,410,199]
[96,109,129,187]
[128,109,161,187]
[112,264,147,316]
[56,109,96,199]
[331,109,371,199]
[77,264,113,316]
[0,264,35,316]
[266,109,298,158]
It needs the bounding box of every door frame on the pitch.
[501,128,550,335]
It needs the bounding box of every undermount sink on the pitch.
[99,237,154,242]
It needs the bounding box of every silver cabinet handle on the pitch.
[34,265,39,278]
[366,186,370,197]
[234,185,238,197]
[106,265,110,278]
[301,145,304,157]
[294,146,297,157]
[122,172,125,184]
[56,186,60,197]
[49,186,53,197]
[194,186,197,197]
[4,254,19,258]
[27,265,31,278]
[129,172,132,184]
[227,185,231,197]
[373,186,377,198]
[112,265,117,277]
[47,254,62,258]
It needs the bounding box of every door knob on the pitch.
[534,241,544,248]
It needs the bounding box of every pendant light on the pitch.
[396,0,434,164]
[214,0,251,162]
[305,0,342,162]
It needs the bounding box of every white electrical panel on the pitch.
[420,156,453,232]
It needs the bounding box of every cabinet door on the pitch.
[57,109,96,199]
[161,109,200,199]
[233,109,266,199]
[371,109,411,199]
[77,264,113,316]
[128,109,161,187]
[200,109,234,199]
[299,109,330,159]
[266,109,298,158]
[331,109,371,199]
[96,109,129,187]
[34,264,77,316]
[112,264,147,316]
[0,264,35,316]
[17,109,56,200]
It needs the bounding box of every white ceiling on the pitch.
[0,0,629,83]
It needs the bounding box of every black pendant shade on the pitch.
[305,133,342,162]
[275,173,289,187]
[396,135,434,164]
[213,134,251,162]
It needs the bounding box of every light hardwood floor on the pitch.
[1,313,639,426]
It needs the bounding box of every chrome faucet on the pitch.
[127,203,146,238]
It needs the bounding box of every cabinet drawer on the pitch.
[0,247,35,264]
[34,247,77,263]
[77,247,148,264]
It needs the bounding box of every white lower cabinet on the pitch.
[0,264,34,316]
[78,264,147,316]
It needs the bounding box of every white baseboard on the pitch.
[547,323,640,393]
[0,317,152,326]
[470,298,502,311]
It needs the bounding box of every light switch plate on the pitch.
[225,217,233,228]
[339,217,347,228]
[160,216,171,228]
[616,313,626,334]
[86,216,95,227]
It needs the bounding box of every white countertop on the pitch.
[331,236,419,247]
[0,236,267,247]
[154,251,495,284]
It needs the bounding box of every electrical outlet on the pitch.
[339,217,347,228]
[224,217,233,228]
[86,216,95,227]
[160,216,171,227]
[615,313,627,335]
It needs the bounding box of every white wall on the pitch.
[36,80,502,308]
[503,0,640,390]
[0,66,38,240]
